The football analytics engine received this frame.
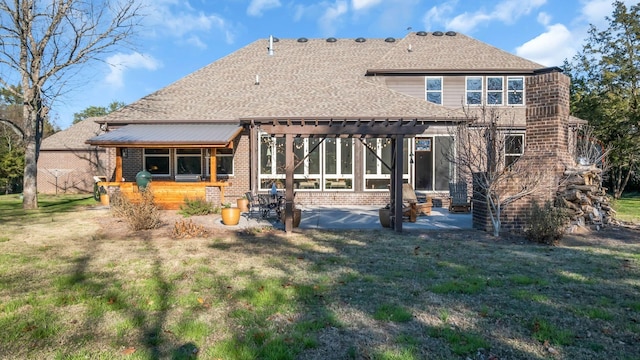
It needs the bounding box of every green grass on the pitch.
[613,193,640,223]
[0,195,639,359]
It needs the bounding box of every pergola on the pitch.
[241,116,467,234]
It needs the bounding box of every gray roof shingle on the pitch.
[41,118,104,150]
[99,32,545,124]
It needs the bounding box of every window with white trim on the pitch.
[324,138,353,190]
[293,137,321,190]
[466,76,483,105]
[176,148,202,175]
[487,76,503,105]
[425,76,442,104]
[363,138,409,190]
[259,135,286,189]
[144,148,170,176]
[505,134,524,167]
[507,76,524,105]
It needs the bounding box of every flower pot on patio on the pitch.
[99,194,110,206]
[379,208,391,228]
[237,197,249,212]
[221,207,241,225]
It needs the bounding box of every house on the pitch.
[81,31,581,232]
[38,117,108,194]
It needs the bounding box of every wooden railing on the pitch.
[98,181,229,210]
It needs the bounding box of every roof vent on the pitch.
[432,31,444,36]
[416,31,428,36]
[272,37,280,42]
[445,31,457,36]
[355,37,366,43]
[385,37,396,43]
[297,37,308,43]
[326,37,337,43]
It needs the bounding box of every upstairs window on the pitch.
[466,76,482,105]
[425,77,442,104]
[507,76,524,105]
[505,134,524,167]
[487,77,503,105]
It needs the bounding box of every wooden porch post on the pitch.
[284,134,294,234]
[115,148,123,182]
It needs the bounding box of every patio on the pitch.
[233,206,472,231]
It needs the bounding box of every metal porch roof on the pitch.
[86,124,242,147]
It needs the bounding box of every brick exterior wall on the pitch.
[472,70,573,232]
[37,148,111,194]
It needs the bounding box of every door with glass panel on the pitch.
[413,136,454,191]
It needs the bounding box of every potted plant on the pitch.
[237,194,249,212]
[98,186,109,206]
[220,202,241,225]
[379,205,391,228]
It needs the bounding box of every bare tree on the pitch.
[449,105,546,237]
[0,0,143,209]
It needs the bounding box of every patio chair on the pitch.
[402,183,433,222]
[245,192,262,218]
[448,182,471,213]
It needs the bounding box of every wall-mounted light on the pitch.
[121,148,128,158]
[410,152,414,164]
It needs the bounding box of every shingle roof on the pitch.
[368,31,544,73]
[99,32,545,125]
[41,118,105,150]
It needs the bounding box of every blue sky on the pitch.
[51,0,633,129]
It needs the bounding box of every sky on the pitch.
[49,0,635,130]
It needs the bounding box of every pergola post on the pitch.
[284,134,294,234]
[391,135,404,232]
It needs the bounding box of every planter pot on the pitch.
[221,207,241,225]
[237,198,249,212]
[99,194,110,206]
[280,208,302,228]
[379,208,391,228]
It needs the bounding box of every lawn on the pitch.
[0,195,639,359]
[613,193,640,224]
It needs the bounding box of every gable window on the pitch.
[425,77,442,104]
[487,77,503,105]
[466,76,482,105]
[363,138,409,190]
[505,134,524,167]
[215,148,234,176]
[507,76,524,105]
[144,149,170,175]
[176,148,202,175]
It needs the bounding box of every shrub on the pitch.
[179,197,214,217]
[109,190,162,231]
[171,219,209,239]
[524,200,570,245]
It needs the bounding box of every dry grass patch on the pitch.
[0,203,639,359]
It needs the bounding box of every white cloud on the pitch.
[247,0,282,17]
[318,1,348,36]
[426,0,546,33]
[515,23,575,66]
[142,0,237,45]
[105,52,161,88]
[537,11,551,26]
[352,0,383,11]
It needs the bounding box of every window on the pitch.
[258,134,354,191]
[176,148,202,175]
[487,77,503,105]
[144,149,170,175]
[507,76,524,105]
[425,77,442,104]
[363,138,409,190]
[505,134,524,167]
[466,76,482,105]
[215,148,233,177]
[324,138,353,190]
